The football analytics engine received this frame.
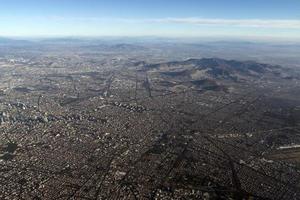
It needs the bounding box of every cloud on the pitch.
[10,15,300,29]
[59,17,300,29]
[148,18,300,29]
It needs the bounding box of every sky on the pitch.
[0,0,300,40]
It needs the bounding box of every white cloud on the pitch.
[52,16,300,29]
[5,15,300,29]
[45,16,300,29]
[148,18,300,29]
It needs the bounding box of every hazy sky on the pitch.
[1,0,300,39]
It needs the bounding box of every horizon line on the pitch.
[1,34,300,43]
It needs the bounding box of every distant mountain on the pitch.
[147,58,288,78]
[207,40,262,46]
[145,58,294,92]
[39,38,95,44]
[0,37,14,43]
[79,43,148,52]
[0,37,33,46]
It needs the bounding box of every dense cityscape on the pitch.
[1,0,300,199]
[0,41,299,199]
